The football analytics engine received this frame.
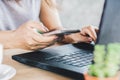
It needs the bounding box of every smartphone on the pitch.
[43,29,80,36]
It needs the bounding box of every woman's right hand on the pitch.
[9,21,57,50]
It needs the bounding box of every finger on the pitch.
[81,26,97,41]
[35,22,49,32]
[91,26,99,33]
[33,23,47,33]
[23,38,38,50]
[25,38,40,46]
[95,27,99,33]
[73,33,93,43]
[89,26,98,40]
[28,21,48,33]
[25,38,50,50]
[89,28,97,41]
[32,32,58,43]
[63,33,93,43]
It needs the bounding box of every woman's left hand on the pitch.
[61,25,98,43]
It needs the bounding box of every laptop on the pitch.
[12,0,120,79]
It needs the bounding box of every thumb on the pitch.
[29,21,48,33]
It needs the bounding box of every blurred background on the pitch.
[57,0,105,29]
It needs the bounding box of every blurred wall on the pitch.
[57,0,105,29]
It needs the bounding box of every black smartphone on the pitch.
[43,29,80,36]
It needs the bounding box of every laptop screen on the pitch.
[97,0,120,44]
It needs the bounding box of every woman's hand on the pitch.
[8,21,57,50]
[61,26,98,43]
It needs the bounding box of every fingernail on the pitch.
[88,38,92,41]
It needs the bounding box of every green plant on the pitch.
[88,43,120,78]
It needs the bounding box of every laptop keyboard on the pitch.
[45,51,93,67]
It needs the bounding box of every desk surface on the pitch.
[3,49,70,80]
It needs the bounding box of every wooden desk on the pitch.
[3,49,70,80]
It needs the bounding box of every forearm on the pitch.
[40,0,64,31]
[0,30,15,49]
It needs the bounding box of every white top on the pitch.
[0,0,41,30]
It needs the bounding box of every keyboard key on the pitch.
[45,51,93,67]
